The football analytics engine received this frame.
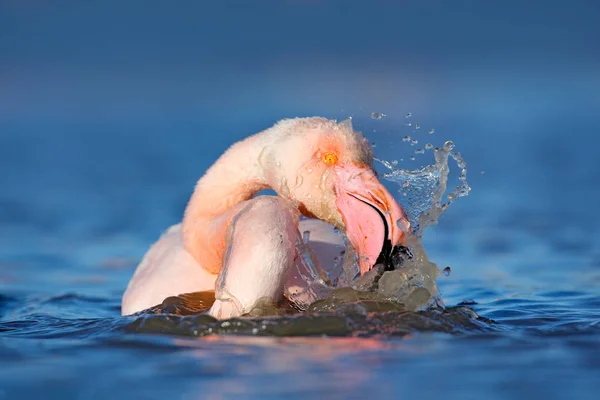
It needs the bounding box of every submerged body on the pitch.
[122,217,345,316]
[122,117,409,318]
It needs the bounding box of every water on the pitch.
[2,1,600,399]
[2,116,599,400]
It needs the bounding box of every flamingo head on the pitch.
[259,117,410,274]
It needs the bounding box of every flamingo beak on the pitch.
[334,163,410,275]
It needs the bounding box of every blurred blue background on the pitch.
[1,0,598,292]
[1,1,600,399]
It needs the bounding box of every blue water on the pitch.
[2,1,600,399]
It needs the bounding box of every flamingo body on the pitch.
[122,117,408,318]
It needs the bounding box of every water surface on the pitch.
[2,1,600,399]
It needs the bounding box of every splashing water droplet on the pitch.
[402,136,411,142]
[402,180,410,187]
[376,158,395,170]
[425,143,433,150]
[372,142,377,148]
[371,112,386,120]
[455,185,470,197]
[415,148,425,155]
[410,156,416,161]
[377,139,471,238]
[391,160,398,166]
[406,112,412,118]
[411,139,418,145]
[428,129,435,135]
[303,231,310,243]
[415,124,420,130]
[396,217,409,232]
[444,141,455,151]
[442,266,451,276]
[480,170,485,174]
[406,122,412,127]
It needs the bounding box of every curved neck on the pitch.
[181,134,269,272]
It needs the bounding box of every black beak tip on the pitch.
[376,242,413,271]
[371,201,412,272]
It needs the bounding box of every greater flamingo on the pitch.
[122,117,410,318]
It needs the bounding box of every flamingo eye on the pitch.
[322,152,338,165]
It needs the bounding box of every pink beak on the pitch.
[335,163,410,275]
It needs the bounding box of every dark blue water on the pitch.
[2,1,600,399]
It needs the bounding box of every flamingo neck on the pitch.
[181,134,269,273]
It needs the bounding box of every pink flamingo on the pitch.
[122,117,409,318]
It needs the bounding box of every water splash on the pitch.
[377,143,471,238]
[302,230,310,244]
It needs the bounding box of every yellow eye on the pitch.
[322,152,338,165]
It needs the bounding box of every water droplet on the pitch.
[411,139,418,145]
[447,193,456,201]
[415,124,420,130]
[307,168,313,173]
[391,160,398,166]
[303,230,310,243]
[406,122,412,127]
[442,266,451,276]
[402,180,410,188]
[307,194,312,199]
[276,161,281,167]
[402,136,411,142]
[333,256,339,263]
[405,112,412,118]
[252,328,259,334]
[371,112,386,120]
[480,170,485,174]
[455,186,470,197]
[410,156,415,161]
[444,141,455,151]
[428,128,435,135]
[372,142,377,148]
[425,143,433,150]
[415,148,424,155]
[396,217,409,232]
